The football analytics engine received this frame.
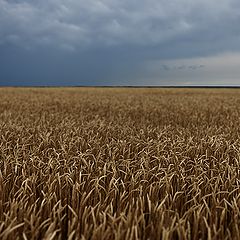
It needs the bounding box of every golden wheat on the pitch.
[0,87,240,239]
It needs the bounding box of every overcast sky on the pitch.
[1,0,240,86]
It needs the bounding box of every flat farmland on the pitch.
[1,87,240,239]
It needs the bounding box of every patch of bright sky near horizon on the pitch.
[1,0,240,85]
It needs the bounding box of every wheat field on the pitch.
[0,87,240,240]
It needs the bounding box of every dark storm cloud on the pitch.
[1,0,240,85]
[159,65,205,71]
[1,0,240,51]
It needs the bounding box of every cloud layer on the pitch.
[1,0,240,52]
[1,0,240,85]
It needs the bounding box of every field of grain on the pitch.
[0,87,240,239]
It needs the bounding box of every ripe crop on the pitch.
[0,87,240,239]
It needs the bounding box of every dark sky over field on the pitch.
[1,0,240,86]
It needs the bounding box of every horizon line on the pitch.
[1,85,240,89]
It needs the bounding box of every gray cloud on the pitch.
[1,0,240,52]
[159,64,205,71]
[1,0,240,85]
